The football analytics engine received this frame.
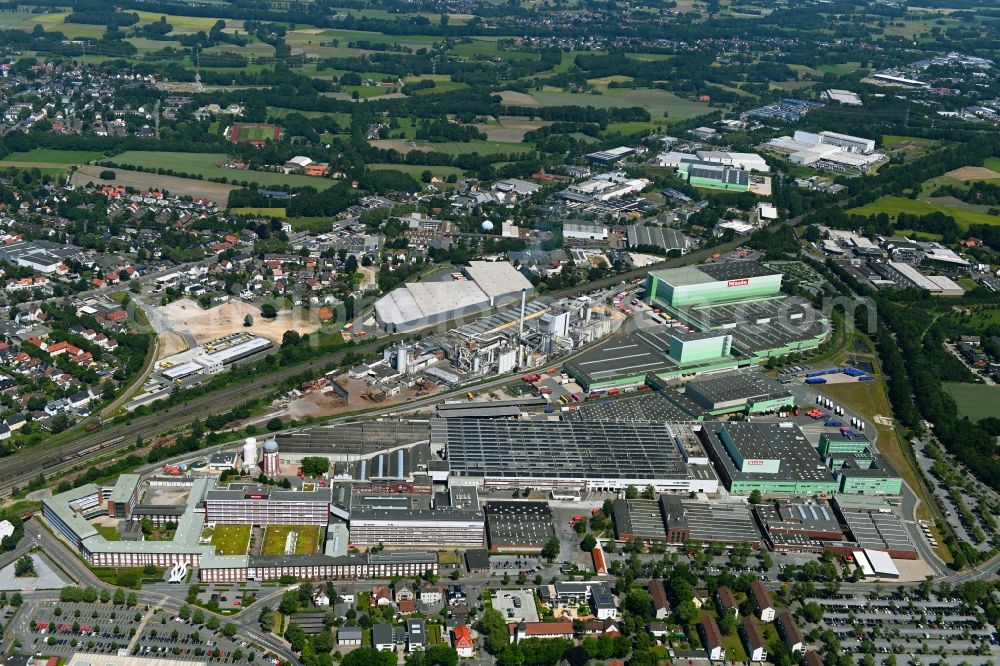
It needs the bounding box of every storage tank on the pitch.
[243,437,257,470]
[263,439,280,476]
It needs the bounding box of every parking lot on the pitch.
[18,601,145,659]
[490,589,539,623]
[195,586,253,612]
[134,614,248,662]
[12,602,254,664]
[803,595,999,662]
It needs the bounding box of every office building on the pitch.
[347,487,485,548]
[204,485,332,525]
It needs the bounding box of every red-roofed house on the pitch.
[510,621,574,643]
[452,625,474,657]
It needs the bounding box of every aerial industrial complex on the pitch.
[36,256,905,595]
[565,260,828,391]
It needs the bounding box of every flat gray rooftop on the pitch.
[703,422,836,484]
[434,418,692,482]
[686,370,790,405]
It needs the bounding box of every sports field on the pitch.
[262,525,321,556]
[943,383,1000,422]
[211,524,251,555]
[108,151,337,190]
[848,196,1000,229]
[228,123,282,144]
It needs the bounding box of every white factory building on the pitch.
[374,261,534,333]
[765,131,885,173]
[158,336,273,381]
[656,150,769,173]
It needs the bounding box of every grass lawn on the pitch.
[820,368,953,564]
[108,151,339,190]
[943,383,1000,422]
[0,148,105,166]
[369,163,464,178]
[95,524,122,541]
[893,228,944,241]
[262,525,320,555]
[211,524,251,556]
[882,135,937,149]
[848,196,1000,229]
[816,62,861,76]
[231,207,286,217]
[285,216,333,233]
[984,157,1000,172]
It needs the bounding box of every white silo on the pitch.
[243,437,257,470]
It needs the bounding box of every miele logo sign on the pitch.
[727,279,750,288]
[745,459,765,466]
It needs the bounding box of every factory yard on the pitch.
[157,331,189,360]
[273,375,442,421]
[156,299,321,344]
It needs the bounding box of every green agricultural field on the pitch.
[369,163,465,179]
[522,87,710,121]
[132,10,223,33]
[262,525,320,555]
[211,524,251,555]
[943,383,1000,422]
[817,62,861,76]
[108,151,339,190]
[0,148,105,167]
[230,207,287,217]
[984,157,1000,173]
[848,196,1000,229]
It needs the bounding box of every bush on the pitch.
[99,170,116,180]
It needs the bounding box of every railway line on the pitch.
[0,223,773,500]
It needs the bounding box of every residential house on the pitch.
[591,584,618,620]
[452,625,474,658]
[338,627,363,647]
[371,585,393,607]
[648,580,671,619]
[395,585,416,604]
[581,619,620,636]
[699,614,724,660]
[373,623,394,651]
[777,612,804,653]
[647,622,668,638]
[510,622,574,644]
[804,651,824,666]
[741,616,767,662]
[750,581,774,622]
[420,585,443,605]
[715,586,738,617]
[407,619,427,652]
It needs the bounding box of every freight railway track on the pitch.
[0,221,784,501]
